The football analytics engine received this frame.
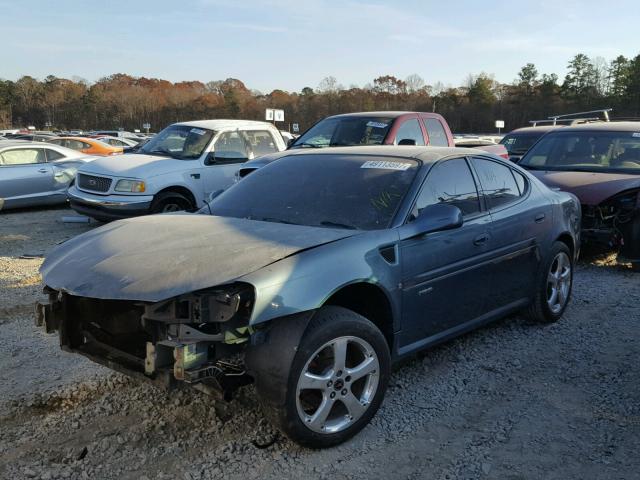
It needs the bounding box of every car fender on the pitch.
[240,229,401,328]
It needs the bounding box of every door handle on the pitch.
[535,213,546,223]
[38,168,48,173]
[473,234,489,246]
[190,173,200,179]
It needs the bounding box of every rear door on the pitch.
[398,157,493,351]
[0,147,53,206]
[422,117,451,146]
[469,157,547,309]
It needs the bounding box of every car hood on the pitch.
[528,170,640,205]
[241,150,291,170]
[40,214,359,302]
[78,153,191,179]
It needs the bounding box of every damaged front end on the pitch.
[581,189,640,265]
[35,283,256,400]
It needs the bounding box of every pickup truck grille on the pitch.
[78,173,112,193]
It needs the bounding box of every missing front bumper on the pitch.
[35,290,253,400]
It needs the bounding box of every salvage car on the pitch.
[37,146,580,447]
[0,141,95,210]
[519,122,640,270]
[67,119,286,221]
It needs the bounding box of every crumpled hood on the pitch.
[40,214,358,302]
[528,170,640,205]
[78,153,189,179]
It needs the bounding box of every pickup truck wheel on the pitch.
[525,241,573,323]
[257,306,390,448]
[150,192,193,214]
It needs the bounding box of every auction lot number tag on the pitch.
[361,160,412,171]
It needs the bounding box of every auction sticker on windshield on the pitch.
[366,121,390,129]
[190,128,206,135]
[361,160,412,170]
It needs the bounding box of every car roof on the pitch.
[175,119,277,130]
[507,125,563,135]
[0,140,87,156]
[326,111,438,119]
[0,140,53,148]
[281,145,483,165]
[549,121,640,133]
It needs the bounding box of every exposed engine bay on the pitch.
[35,283,256,400]
[581,189,640,263]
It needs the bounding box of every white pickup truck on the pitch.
[67,119,286,221]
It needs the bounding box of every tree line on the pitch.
[1,52,639,134]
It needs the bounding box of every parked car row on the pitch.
[24,107,639,449]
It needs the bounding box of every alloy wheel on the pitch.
[546,251,571,314]
[296,336,380,434]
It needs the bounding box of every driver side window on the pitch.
[411,158,481,220]
[213,131,250,163]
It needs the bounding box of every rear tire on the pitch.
[525,241,573,323]
[255,306,390,448]
[150,192,193,214]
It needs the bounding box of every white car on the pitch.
[67,119,286,221]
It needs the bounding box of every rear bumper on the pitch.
[67,185,153,220]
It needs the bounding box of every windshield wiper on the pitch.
[319,220,357,230]
[292,142,324,148]
[253,216,300,225]
[147,148,180,159]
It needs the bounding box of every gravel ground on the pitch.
[1,206,639,480]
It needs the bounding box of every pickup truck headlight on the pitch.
[114,179,146,193]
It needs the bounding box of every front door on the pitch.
[0,148,53,207]
[398,157,493,352]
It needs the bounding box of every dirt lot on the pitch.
[1,206,639,480]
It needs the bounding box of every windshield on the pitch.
[520,131,640,173]
[500,132,544,155]
[291,116,393,148]
[139,125,214,159]
[209,154,419,230]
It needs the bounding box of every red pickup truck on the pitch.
[238,111,509,179]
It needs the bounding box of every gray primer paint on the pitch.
[40,213,358,302]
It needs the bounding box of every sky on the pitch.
[1,0,638,93]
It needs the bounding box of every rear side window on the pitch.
[45,149,65,161]
[0,148,46,165]
[413,158,481,218]
[395,119,425,146]
[472,158,521,209]
[512,170,527,195]
[424,118,449,146]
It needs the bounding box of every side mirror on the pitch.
[207,189,224,203]
[287,138,296,148]
[205,152,247,165]
[398,138,417,146]
[401,203,463,239]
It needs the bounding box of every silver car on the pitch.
[0,141,95,210]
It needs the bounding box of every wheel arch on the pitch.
[154,185,197,209]
[322,280,396,351]
[555,231,575,260]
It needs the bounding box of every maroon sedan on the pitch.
[519,122,640,270]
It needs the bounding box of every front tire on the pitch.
[257,306,390,448]
[525,241,573,323]
[150,191,193,214]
